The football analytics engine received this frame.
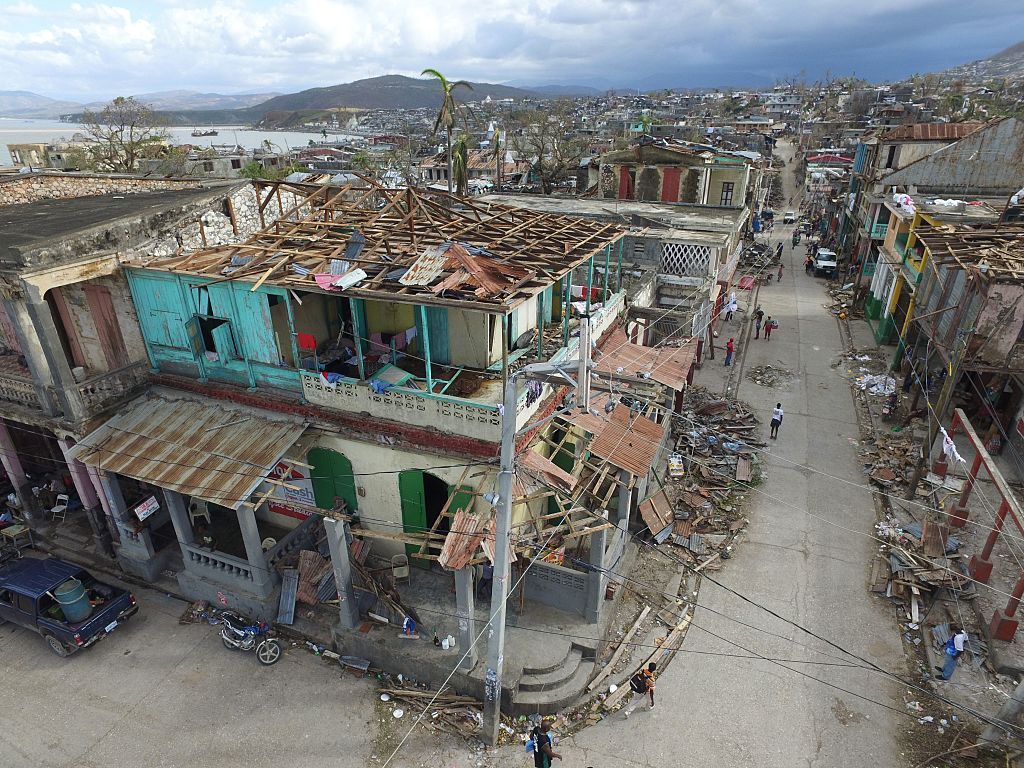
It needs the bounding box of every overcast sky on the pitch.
[2,0,1022,100]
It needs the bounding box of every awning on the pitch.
[68,394,308,510]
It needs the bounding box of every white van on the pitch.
[814,249,838,277]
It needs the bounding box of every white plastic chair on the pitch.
[189,499,211,527]
[391,554,411,585]
[51,494,69,524]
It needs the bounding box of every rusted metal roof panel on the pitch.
[519,449,577,494]
[68,394,307,509]
[596,328,698,391]
[589,404,667,477]
[882,122,983,141]
[438,509,495,571]
[638,488,673,534]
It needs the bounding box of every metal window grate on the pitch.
[660,242,711,277]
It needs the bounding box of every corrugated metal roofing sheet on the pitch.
[68,395,307,510]
[882,122,983,141]
[588,404,667,477]
[595,328,698,392]
[438,509,495,570]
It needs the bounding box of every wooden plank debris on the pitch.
[587,606,651,692]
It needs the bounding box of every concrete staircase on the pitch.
[511,642,596,715]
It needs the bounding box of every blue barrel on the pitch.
[54,578,92,623]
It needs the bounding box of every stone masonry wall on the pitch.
[0,174,202,207]
[143,184,311,260]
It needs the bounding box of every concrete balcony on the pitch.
[0,370,40,409]
[183,543,259,586]
[75,361,149,414]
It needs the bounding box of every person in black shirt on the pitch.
[532,719,562,768]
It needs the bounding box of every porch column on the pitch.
[585,517,608,624]
[99,470,156,569]
[57,438,113,556]
[324,518,359,629]
[616,469,632,528]
[84,464,119,545]
[23,299,87,422]
[0,419,34,523]
[164,489,195,547]
[418,305,434,393]
[236,505,272,590]
[454,566,477,670]
[1,299,59,416]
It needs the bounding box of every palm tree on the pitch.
[491,127,502,190]
[452,134,470,197]
[422,68,473,195]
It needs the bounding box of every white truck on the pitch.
[813,249,838,277]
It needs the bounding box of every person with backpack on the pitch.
[937,626,969,680]
[622,662,657,718]
[529,719,562,767]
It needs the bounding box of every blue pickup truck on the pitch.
[0,557,138,657]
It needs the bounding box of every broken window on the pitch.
[202,161,214,172]
[231,159,241,169]
[185,315,239,364]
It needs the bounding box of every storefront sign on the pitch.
[265,461,316,520]
[134,495,160,522]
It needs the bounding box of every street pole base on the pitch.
[969,555,994,583]
[932,456,949,478]
[949,503,969,528]
[990,610,1020,642]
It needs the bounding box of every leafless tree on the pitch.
[81,96,168,172]
[507,100,588,193]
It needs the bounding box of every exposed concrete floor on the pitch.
[536,139,906,768]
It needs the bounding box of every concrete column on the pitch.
[0,419,36,523]
[324,518,359,629]
[1,299,59,415]
[235,505,271,588]
[57,438,113,556]
[85,464,119,546]
[616,469,632,528]
[23,300,87,423]
[454,566,478,670]
[164,489,195,547]
[585,520,608,624]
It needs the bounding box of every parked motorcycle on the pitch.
[219,611,283,665]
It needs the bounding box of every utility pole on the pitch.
[481,318,592,745]
[906,332,966,499]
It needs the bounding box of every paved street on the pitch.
[0,577,379,768]
[554,141,907,768]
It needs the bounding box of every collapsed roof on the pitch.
[141,179,627,313]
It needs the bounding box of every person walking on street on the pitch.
[776,242,784,260]
[623,662,657,718]
[530,719,562,767]
[764,316,774,340]
[937,626,969,681]
[777,262,784,282]
[753,306,764,339]
[724,338,735,366]
[770,403,784,439]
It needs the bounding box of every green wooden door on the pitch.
[547,440,575,518]
[309,448,358,513]
[398,470,427,564]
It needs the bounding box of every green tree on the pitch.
[421,67,473,195]
[80,96,168,172]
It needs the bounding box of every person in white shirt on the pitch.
[770,403,784,439]
[939,626,969,680]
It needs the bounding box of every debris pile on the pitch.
[860,433,918,489]
[826,283,859,318]
[747,364,793,387]
[870,515,975,623]
[656,387,759,564]
[378,686,484,738]
[855,373,897,396]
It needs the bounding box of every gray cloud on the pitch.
[0,0,1020,100]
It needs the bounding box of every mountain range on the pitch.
[939,40,1024,81]
[0,89,280,119]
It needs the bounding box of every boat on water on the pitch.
[191,128,219,137]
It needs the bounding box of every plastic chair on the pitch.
[51,494,69,524]
[391,554,411,585]
[189,499,211,527]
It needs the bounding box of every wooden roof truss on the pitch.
[145,179,627,311]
